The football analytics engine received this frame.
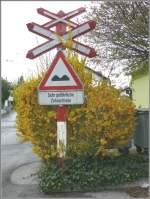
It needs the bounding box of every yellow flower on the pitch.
[44,154,50,160]
[100,139,107,145]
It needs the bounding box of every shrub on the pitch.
[13,52,136,164]
[38,154,149,193]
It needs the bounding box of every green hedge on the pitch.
[38,154,148,193]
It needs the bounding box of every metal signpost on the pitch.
[26,7,96,167]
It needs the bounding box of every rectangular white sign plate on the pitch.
[38,90,84,105]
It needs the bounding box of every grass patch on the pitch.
[126,186,149,198]
[38,154,148,193]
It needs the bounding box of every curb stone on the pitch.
[11,162,41,185]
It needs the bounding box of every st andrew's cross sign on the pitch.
[26,7,96,59]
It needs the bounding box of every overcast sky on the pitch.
[2,1,130,88]
[2,1,90,82]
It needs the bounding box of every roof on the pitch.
[85,66,109,81]
[121,87,131,92]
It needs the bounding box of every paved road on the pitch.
[1,111,147,199]
[1,111,43,198]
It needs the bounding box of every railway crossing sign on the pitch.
[26,7,96,59]
[38,51,84,105]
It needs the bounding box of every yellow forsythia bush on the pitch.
[13,52,136,163]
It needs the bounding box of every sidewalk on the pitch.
[1,107,12,116]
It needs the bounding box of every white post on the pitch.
[57,121,67,157]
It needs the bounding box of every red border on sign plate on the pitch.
[26,20,96,59]
[38,51,83,90]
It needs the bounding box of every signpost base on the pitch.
[56,106,67,168]
[57,157,64,169]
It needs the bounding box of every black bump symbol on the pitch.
[52,75,70,81]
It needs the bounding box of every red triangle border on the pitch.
[38,51,83,91]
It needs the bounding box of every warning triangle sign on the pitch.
[38,51,83,91]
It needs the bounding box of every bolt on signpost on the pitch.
[26,7,96,168]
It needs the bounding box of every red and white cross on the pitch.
[26,7,96,59]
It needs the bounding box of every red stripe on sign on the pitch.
[26,22,54,40]
[26,42,61,59]
[56,106,66,121]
